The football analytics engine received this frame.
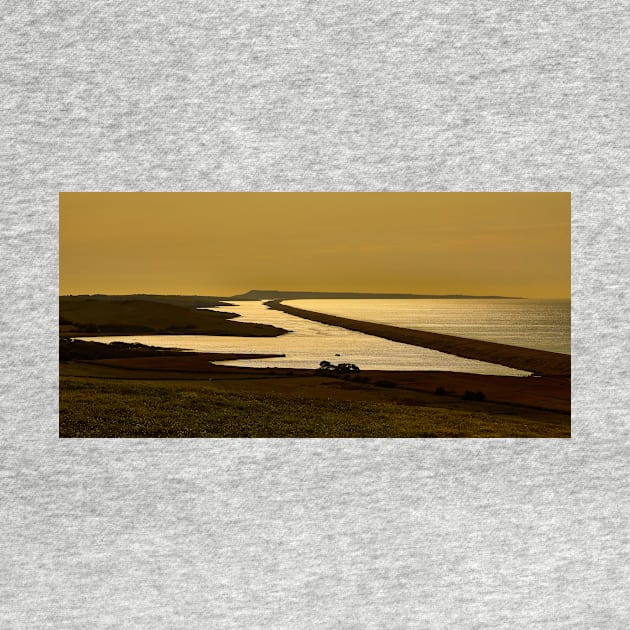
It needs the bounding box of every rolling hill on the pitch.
[59,299,287,337]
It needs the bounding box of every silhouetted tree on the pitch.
[317,360,360,376]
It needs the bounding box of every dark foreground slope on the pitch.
[267,300,570,376]
[60,365,569,438]
[59,339,569,438]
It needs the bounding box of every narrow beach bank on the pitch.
[266,300,570,377]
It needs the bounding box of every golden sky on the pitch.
[59,192,570,298]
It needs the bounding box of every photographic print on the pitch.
[59,192,570,438]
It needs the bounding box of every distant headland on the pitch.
[229,290,525,300]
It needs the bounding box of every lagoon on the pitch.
[80,300,532,375]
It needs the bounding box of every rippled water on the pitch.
[289,298,571,355]
[81,300,531,375]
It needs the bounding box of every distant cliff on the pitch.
[229,289,524,300]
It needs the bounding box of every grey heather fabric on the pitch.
[1,1,629,628]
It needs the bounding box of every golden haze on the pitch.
[59,192,570,298]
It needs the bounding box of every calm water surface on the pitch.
[82,300,531,375]
[289,299,571,355]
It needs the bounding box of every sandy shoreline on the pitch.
[267,300,570,377]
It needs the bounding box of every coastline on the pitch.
[59,305,570,438]
[266,300,570,377]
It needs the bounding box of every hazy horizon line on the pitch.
[59,288,571,300]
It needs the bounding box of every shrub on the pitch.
[316,360,362,379]
[375,380,397,388]
[334,363,360,374]
[350,375,371,384]
[435,386,446,396]
[463,390,485,401]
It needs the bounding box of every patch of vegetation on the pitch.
[463,390,486,401]
[316,360,360,376]
[60,338,182,361]
[435,386,447,395]
[59,377,569,438]
[374,380,397,388]
[59,298,287,337]
[351,375,371,384]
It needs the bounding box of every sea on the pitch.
[290,298,571,355]
[80,298,570,376]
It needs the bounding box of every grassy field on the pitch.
[60,298,286,337]
[60,359,570,439]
